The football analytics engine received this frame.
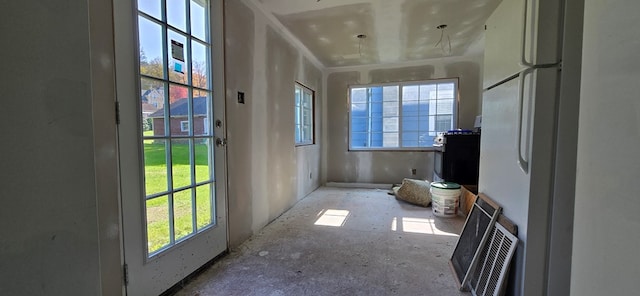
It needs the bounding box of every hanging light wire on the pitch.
[435,24,452,55]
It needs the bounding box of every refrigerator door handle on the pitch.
[520,0,534,68]
[517,68,535,174]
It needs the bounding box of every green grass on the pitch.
[143,141,214,253]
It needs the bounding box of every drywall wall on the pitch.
[571,1,640,295]
[325,55,482,184]
[225,0,323,247]
[0,0,121,294]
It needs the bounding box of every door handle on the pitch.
[516,68,534,174]
[215,137,227,147]
[520,0,534,68]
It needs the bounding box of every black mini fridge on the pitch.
[433,133,480,185]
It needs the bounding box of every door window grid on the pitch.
[349,79,458,150]
[138,0,215,256]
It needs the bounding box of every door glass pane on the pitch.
[139,16,165,79]
[191,40,210,90]
[138,0,161,21]
[171,139,192,189]
[174,189,194,240]
[167,0,187,32]
[193,92,212,136]
[141,78,165,136]
[190,0,208,41]
[144,139,168,195]
[169,84,189,136]
[167,30,188,84]
[196,184,213,229]
[195,138,212,183]
[146,195,171,254]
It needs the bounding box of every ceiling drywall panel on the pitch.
[254,0,501,68]
[276,3,379,67]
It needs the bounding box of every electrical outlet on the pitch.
[237,91,245,104]
[411,168,417,175]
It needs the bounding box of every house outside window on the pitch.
[295,83,314,145]
[349,79,458,150]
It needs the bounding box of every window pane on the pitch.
[172,139,193,189]
[138,0,161,20]
[437,99,454,114]
[402,116,420,132]
[436,115,453,132]
[193,92,212,136]
[144,139,168,195]
[383,117,399,132]
[167,30,189,84]
[190,0,208,41]
[403,85,419,101]
[351,117,368,133]
[370,102,383,118]
[195,138,212,183]
[383,86,399,102]
[420,132,435,146]
[437,83,455,99]
[196,183,213,229]
[370,87,383,103]
[402,100,420,117]
[402,132,420,147]
[351,132,369,148]
[169,84,189,135]
[383,101,399,116]
[147,195,170,254]
[141,78,166,136]
[139,16,165,79]
[369,132,384,147]
[174,189,194,241]
[167,0,187,32]
[303,125,312,142]
[351,88,367,103]
[303,108,312,125]
[192,40,210,90]
[383,132,399,147]
[420,84,436,100]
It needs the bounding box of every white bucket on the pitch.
[430,182,461,218]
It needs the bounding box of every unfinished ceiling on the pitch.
[252,0,501,68]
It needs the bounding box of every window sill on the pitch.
[348,147,439,152]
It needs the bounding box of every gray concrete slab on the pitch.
[175,187,468,296]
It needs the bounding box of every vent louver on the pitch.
[469,223,518,296]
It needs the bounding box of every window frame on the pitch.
[294,82,315,146]
[348,78,459,151]
[179,120,190,132]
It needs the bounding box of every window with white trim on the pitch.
[180,120,189,132]
[349,79,457,150]
[295,83,314,145]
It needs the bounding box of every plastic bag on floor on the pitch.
[394,178,432,207]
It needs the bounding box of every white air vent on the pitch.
[469,222,518,296]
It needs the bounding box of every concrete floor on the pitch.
[175,187,468,296]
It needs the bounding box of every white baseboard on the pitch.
[325,182,394,189]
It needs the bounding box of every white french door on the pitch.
[114,0,227,295]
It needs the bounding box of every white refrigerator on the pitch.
[478,0,578,295]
